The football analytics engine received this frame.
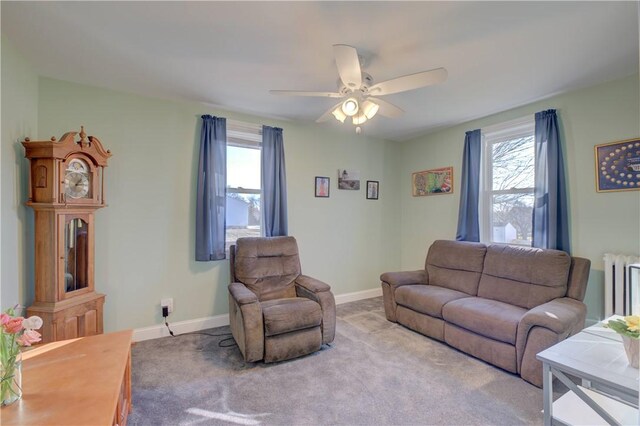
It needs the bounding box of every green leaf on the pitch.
[606,319,640,338]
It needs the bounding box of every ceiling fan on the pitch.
[270,44,447,133]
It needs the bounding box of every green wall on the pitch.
[36,77,401,332]
[2,34,637,330]
[1,37,38,312]
[398,74,640,322]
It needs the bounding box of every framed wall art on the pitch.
[366,181,379,200]
[595,138,640,192]
[315,176,330,197]
[338,169,360,190]
[412,166,453,196]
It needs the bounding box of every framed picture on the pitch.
[338,169,360,190]
[315,176,330,197]
[366,181,379,200]
[595,138,640,192]
[412,166,453,196]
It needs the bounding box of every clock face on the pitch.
[64,159,91,199]
[65,172,90,199]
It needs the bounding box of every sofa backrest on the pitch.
[425,240,487,295]
[232,236,300,301]
[566,257,591,301]
[477,244,571,309]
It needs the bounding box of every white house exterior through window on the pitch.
[225,121,262,252]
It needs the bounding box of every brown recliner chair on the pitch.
[228,236,336,363]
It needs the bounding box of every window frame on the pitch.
[480,116,535,246]
[225,121,263,249]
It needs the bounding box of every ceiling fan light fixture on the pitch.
[331,106,347,123]
[362,100,380,119]
[341,98,359,116]
[352,111,368,125]
[271,44,446,129]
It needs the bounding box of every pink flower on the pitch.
[0,313,9,325]
[16,329,41,347]
[3,317,24,334]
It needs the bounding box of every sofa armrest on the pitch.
[380,270,428,288]
[229,282,259,305]
[380,270,427,323]
[295,275,331,293]
[518,297,586,338]
[516,297,586,386]
[295,275,336,345]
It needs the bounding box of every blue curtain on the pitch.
[532,109,570,253]
[456,129,482,242]
[262,126,288,236]
[195,115,227,261]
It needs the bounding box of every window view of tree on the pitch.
[488,134,535,245]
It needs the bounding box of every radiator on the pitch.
[603,253,640,317]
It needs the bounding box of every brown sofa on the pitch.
[228,236,336,363]
[381,240,590,387]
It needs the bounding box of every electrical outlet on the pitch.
[160,298,174,314]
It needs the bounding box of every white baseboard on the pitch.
[334,287,382,305]
[132,287,383,342]
[133,313,230,342]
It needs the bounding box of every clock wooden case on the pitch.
[23,127,112,343]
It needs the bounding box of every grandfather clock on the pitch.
[23,127,112,343]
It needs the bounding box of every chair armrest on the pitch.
[228,283,263,362]
[380,270,427,288]
[295,275,331,293]
[295,275,335,345]
[228,282,259,305]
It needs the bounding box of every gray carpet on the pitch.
[129,297,547,425]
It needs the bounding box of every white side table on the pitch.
[536,321,639,425]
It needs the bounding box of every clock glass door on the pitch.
[64,218,89,292]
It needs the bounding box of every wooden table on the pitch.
[537,320,639,425]
[1,330,133,426]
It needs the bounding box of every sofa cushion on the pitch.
[425,240,487,295]
[442,297,527,345]
[261,298,322,337]
[477,245,571,309]
[395,285,471,319]
[234,237,301,301]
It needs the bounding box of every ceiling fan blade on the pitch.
[316,101,344,123]
[369,97,404,118]
[369,67,448,96]
[269,90,343,98]
[333,44,362,89]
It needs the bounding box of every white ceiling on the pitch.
[2,2,638,141]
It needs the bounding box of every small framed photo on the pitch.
[366,181,379,200]
[338,169,360,190]
[595,138,640,192]
[315,176,330,197]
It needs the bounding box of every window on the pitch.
[481,117,535,246]
[226,122,262,252]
